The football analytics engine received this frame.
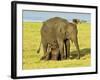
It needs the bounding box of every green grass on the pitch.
[22,22,91,69]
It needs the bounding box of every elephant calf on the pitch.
[41,41,60,60]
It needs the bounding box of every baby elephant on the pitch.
[41,41,60,60]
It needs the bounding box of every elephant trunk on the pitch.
[72,36,80,59]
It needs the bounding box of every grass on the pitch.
[22,22,91,69]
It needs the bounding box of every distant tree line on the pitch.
[73,19,88,24]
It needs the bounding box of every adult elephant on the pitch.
[37,17,80,60]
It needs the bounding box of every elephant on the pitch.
[40,40,60,60]
[37,17,80,60]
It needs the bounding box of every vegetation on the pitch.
[22,22,91,69]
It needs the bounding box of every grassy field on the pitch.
[22,22,91,70]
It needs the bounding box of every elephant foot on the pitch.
[65,57,70,60]
[64,55,71,60]
[63,54,68,60]
[63,55,67,59]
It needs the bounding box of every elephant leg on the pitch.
[65,40,70,59]
[51,53,57,60]
[57,39,64,60]
[64,41,67,59]
[51,51,59,60]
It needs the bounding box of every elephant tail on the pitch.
[37,41,41,53]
